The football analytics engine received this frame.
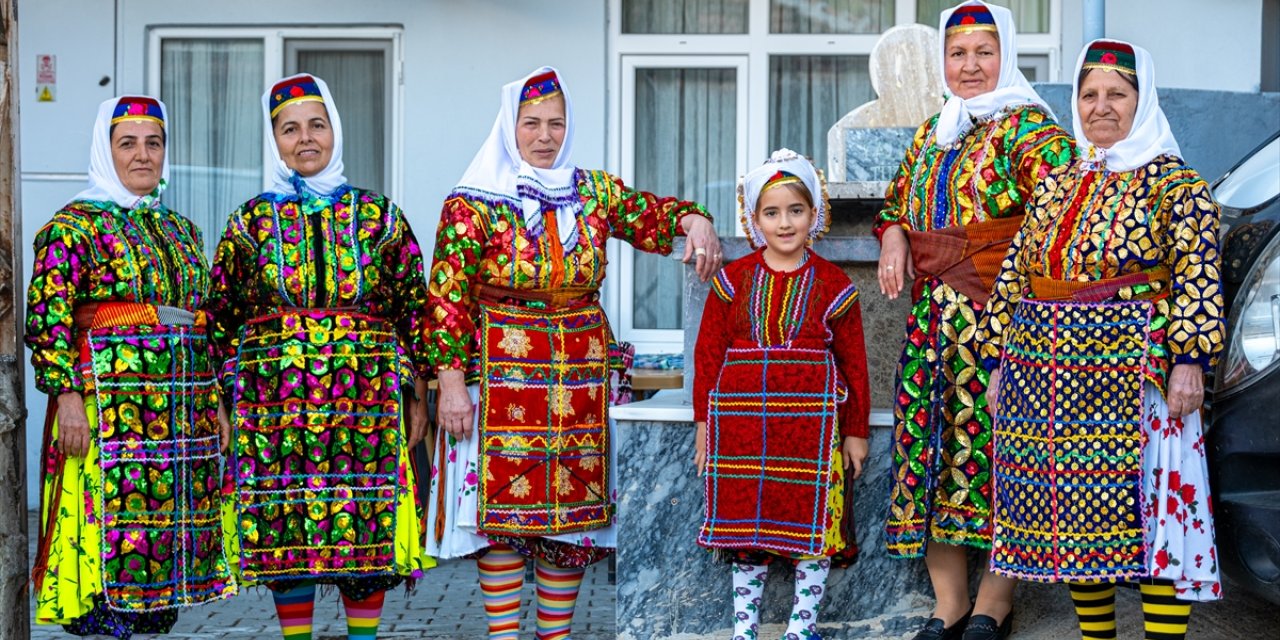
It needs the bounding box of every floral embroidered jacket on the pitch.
[205,188,431,387]
[977,155,1225,388]
[426,169,711,375]
[26,199,210,396]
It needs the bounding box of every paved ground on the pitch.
[26,515,616,640]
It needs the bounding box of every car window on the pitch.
[1215,136,1280,210]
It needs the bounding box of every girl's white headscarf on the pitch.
[453,66,580,248]
[71,96,171,210]
[262,73,348,198]
[739,149,829,249]
[935,0,1053,146]
[1071,39,1181,172]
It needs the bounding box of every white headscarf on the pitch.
[454,66,580,248]
[1071,39,1181,173]
[71,95,171,210]
[262,73,348,198]
[739,149,829,249]
[935,0,1053,146]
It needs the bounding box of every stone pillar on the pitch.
[0,1,29,638]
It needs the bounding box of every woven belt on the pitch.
[474,283,599,309]
[1028,266,1170,303]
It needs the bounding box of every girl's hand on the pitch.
[877,225,914,299]
[681,215,723,282]
[1166,363,1205,418]
[436,369,474,439]
[407,378,430,450]
[841,436,869,480]
[985,368,1002,416]
[56,392,91,457]
[217,400,232,454]
[694,421,708,476]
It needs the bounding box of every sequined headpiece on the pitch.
[110,96,165,128]
[520,71,563,106]
[945,4,998,37]
[269,74,325,118]
[1082,40,1137,76]
[737,149,831,250]
[762,171,803,193]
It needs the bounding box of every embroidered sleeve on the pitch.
[377,201,434,378]
[205,205,257,395]
[24,219,91,396]
[875,119,931,239]
[830,293,871,439]
[977,213,1035,370]
[425,196,487,373]
[710,268,735,303]
[1007,107,1075,198]
[693,276,734,423]
[601,172,712,255]
[1162,180,1225,370]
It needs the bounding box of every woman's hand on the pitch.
[681,215,723,282]
[436,369,474,439]
[407,378,429,450]
[217,400,232,454]
[56,392,91,457]
[841,436,869,480]
[985,368,1002,416]
[1166,363,1205,418]
[694,421,708,476]
[878,225,914,299]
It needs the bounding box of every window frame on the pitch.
[610,0,1061,353]
[145,26,405,198]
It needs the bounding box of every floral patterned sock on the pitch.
[732,562,770,640]
[784,559,830,640]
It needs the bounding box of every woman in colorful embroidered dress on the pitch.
[877,3,1074,638]
[693,150,870,640]
[205,74,433,640]
[26,95,236,639]
[979,40,1223,640]
[426,66,721,640]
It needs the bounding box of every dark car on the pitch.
[1208,130,1280,604]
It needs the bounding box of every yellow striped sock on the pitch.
[1139,582,1190,640]
[1068,581,1117,640]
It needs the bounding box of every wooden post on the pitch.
[0,0,29,638]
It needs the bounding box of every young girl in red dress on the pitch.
[694,149,872,640]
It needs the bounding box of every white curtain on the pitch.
[770,0,895,34]
[622,0,748,33]
[632,68,739,330]
[769,56,875,172]
[295,49,387,193]
[917,0,1050,33]
[161,39,264,257]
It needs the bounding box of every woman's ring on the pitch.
[886,265,895,271]
[694,247,707,257]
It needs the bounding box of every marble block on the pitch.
[843,128,918,182]
[615,418,936,639]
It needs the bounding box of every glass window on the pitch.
[770,0,895,34]
[769,55,875,172]
[287,41,392,193]
[622,0,749,34]
[160,39,264,256]
[632,67,739,330]
[916,0,1050,34]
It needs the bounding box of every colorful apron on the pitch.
[82,302,233,611]
[991,298,1152,581]
[700,344,847,557]
[475,301,612,536]
[230,309,407,582]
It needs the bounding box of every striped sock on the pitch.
[272,582,317,640]
[1068,582,1117,640]
[1139,582,1191,640]
[477,545,526,640]
[534,558,586,640]
[342,589,386,640]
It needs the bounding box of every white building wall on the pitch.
[17,0,607,506]
[1060,0,1264,91]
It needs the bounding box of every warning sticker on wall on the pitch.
[36,54,55,102]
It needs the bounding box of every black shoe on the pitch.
[961,611,1013,640]
[911,612,971,640]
